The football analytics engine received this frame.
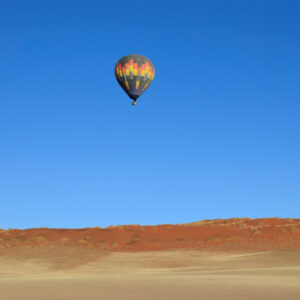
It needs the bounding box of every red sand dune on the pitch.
[1,218,300,251]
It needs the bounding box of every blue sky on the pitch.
[0,1,299,228]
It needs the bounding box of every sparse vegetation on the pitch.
[249,226,258,232]
[205,237,221,243]
[132,236,139,242]
[289,226,298,233]
[31,236,47,245]
[252,230,261,236]
[239,223,248,230]
[95,241,108,249]
[60,237,70,245]
[226,236,240,241]
[77,239,88,245]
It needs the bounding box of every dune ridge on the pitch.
[1,218,300,251]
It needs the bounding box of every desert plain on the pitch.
[1,218,300,300]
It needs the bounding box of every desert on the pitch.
[1,218,300,299]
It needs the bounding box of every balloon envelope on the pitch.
[115,55,155,102]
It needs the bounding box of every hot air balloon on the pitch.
[115,55,155,106]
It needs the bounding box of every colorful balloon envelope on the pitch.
[115,55,155,105]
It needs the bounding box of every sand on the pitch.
[0,248,300,300]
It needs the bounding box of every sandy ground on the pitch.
[0,248,300,300]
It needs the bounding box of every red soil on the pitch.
[1,218,300,252]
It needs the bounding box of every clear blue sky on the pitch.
[0,1,299,229]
